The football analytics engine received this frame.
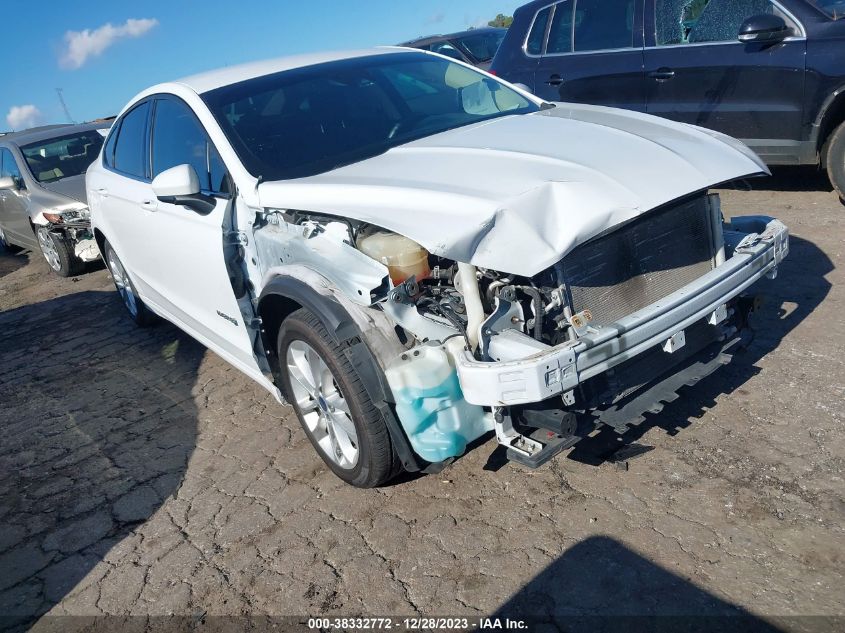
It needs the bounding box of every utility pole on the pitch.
[55,88,76,124]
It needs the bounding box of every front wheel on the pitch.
[823,120,845,202]
[277,308,398,488]
[103,241,157,327]
[36,227,83,277]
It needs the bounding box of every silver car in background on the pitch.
[0,122,111,276]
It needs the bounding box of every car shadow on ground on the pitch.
[567,234,832,466]
[750,166,835,194]
[0,290,204,630]
[0,248,29,279]
[495,535,783,632]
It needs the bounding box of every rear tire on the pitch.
[277,308,398,488]
[103,241,158,327]
[36,227,83,277]
[823,120,845,202]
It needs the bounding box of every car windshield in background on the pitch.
[21,130,105,183]
[455,30,506,62]
[807,0,845,18]
[201,52,537,180]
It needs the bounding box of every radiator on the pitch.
[560,195,718,328]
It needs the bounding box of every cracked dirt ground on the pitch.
[0,169,843,631]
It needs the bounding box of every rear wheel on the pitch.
[36,227,83,277]
[277,308,398,488]
[823,120,845,202]
[103,241,157,327]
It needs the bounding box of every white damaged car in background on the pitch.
[0,122,110,276]
[86,49,789,487]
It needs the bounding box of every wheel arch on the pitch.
[93,228,107,259]
[814,85,845,161]
[258,272,425,473]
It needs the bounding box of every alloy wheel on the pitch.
[37,228,61,272]
[106,250,138,317]
[286,339,359,469]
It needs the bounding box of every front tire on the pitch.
[823,120,845,202]
[36,227,83,277]
[277,308,398,488]
[103,241,157,327]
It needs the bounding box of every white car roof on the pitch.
[172,47,411,94]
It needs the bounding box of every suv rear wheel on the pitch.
[277,308,397,488]
[824,120,845,202]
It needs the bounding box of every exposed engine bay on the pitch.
[252,189,788,470]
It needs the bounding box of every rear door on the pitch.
[644,0,807,159]
[0,148,35,248]
[533,0,647,111]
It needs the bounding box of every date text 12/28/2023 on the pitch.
[307,617,528,630]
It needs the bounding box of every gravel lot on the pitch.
[0,168,843,631]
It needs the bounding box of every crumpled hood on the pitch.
[38,174,88,206]
[258,103,767,276]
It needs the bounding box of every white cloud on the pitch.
[6,105,43,130]
[60,18,159,70]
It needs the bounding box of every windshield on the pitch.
[201,52,538,180]
[807,0,845,18]
[454,30,507,62]
[21,130,106,183]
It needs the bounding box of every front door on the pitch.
[644,0,807,161]
[135,96,265,380]
[533,0,646,112]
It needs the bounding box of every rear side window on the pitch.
[112,102,149,179]
[103,123,118,167]
[574,0,636,51]
[526,6,552,54]
[547,2,574,53]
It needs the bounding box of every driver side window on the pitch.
[655,0,792,45]
[151,98,229,194]
[0,148,22,181]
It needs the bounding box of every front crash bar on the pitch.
[454,217,788,407]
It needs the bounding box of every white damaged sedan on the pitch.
[87,49,788,487]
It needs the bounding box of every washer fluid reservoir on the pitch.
[358,231,430,285]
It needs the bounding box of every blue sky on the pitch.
[1,0,519,130]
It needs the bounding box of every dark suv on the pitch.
[491,0,845,198]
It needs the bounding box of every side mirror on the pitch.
[738,14,790,44]
[0,176,18,190]
[151,164,215,214]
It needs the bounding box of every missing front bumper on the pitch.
[454,217,787,408]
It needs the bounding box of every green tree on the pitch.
[488,14,514,28]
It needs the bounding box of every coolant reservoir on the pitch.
[358,231,430,285]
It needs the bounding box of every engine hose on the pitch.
[417,297,472,351]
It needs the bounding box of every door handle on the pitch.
[97,187,109,198]
[648,68,676,81]
[545,74,565,86]
[141,199,158,212]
